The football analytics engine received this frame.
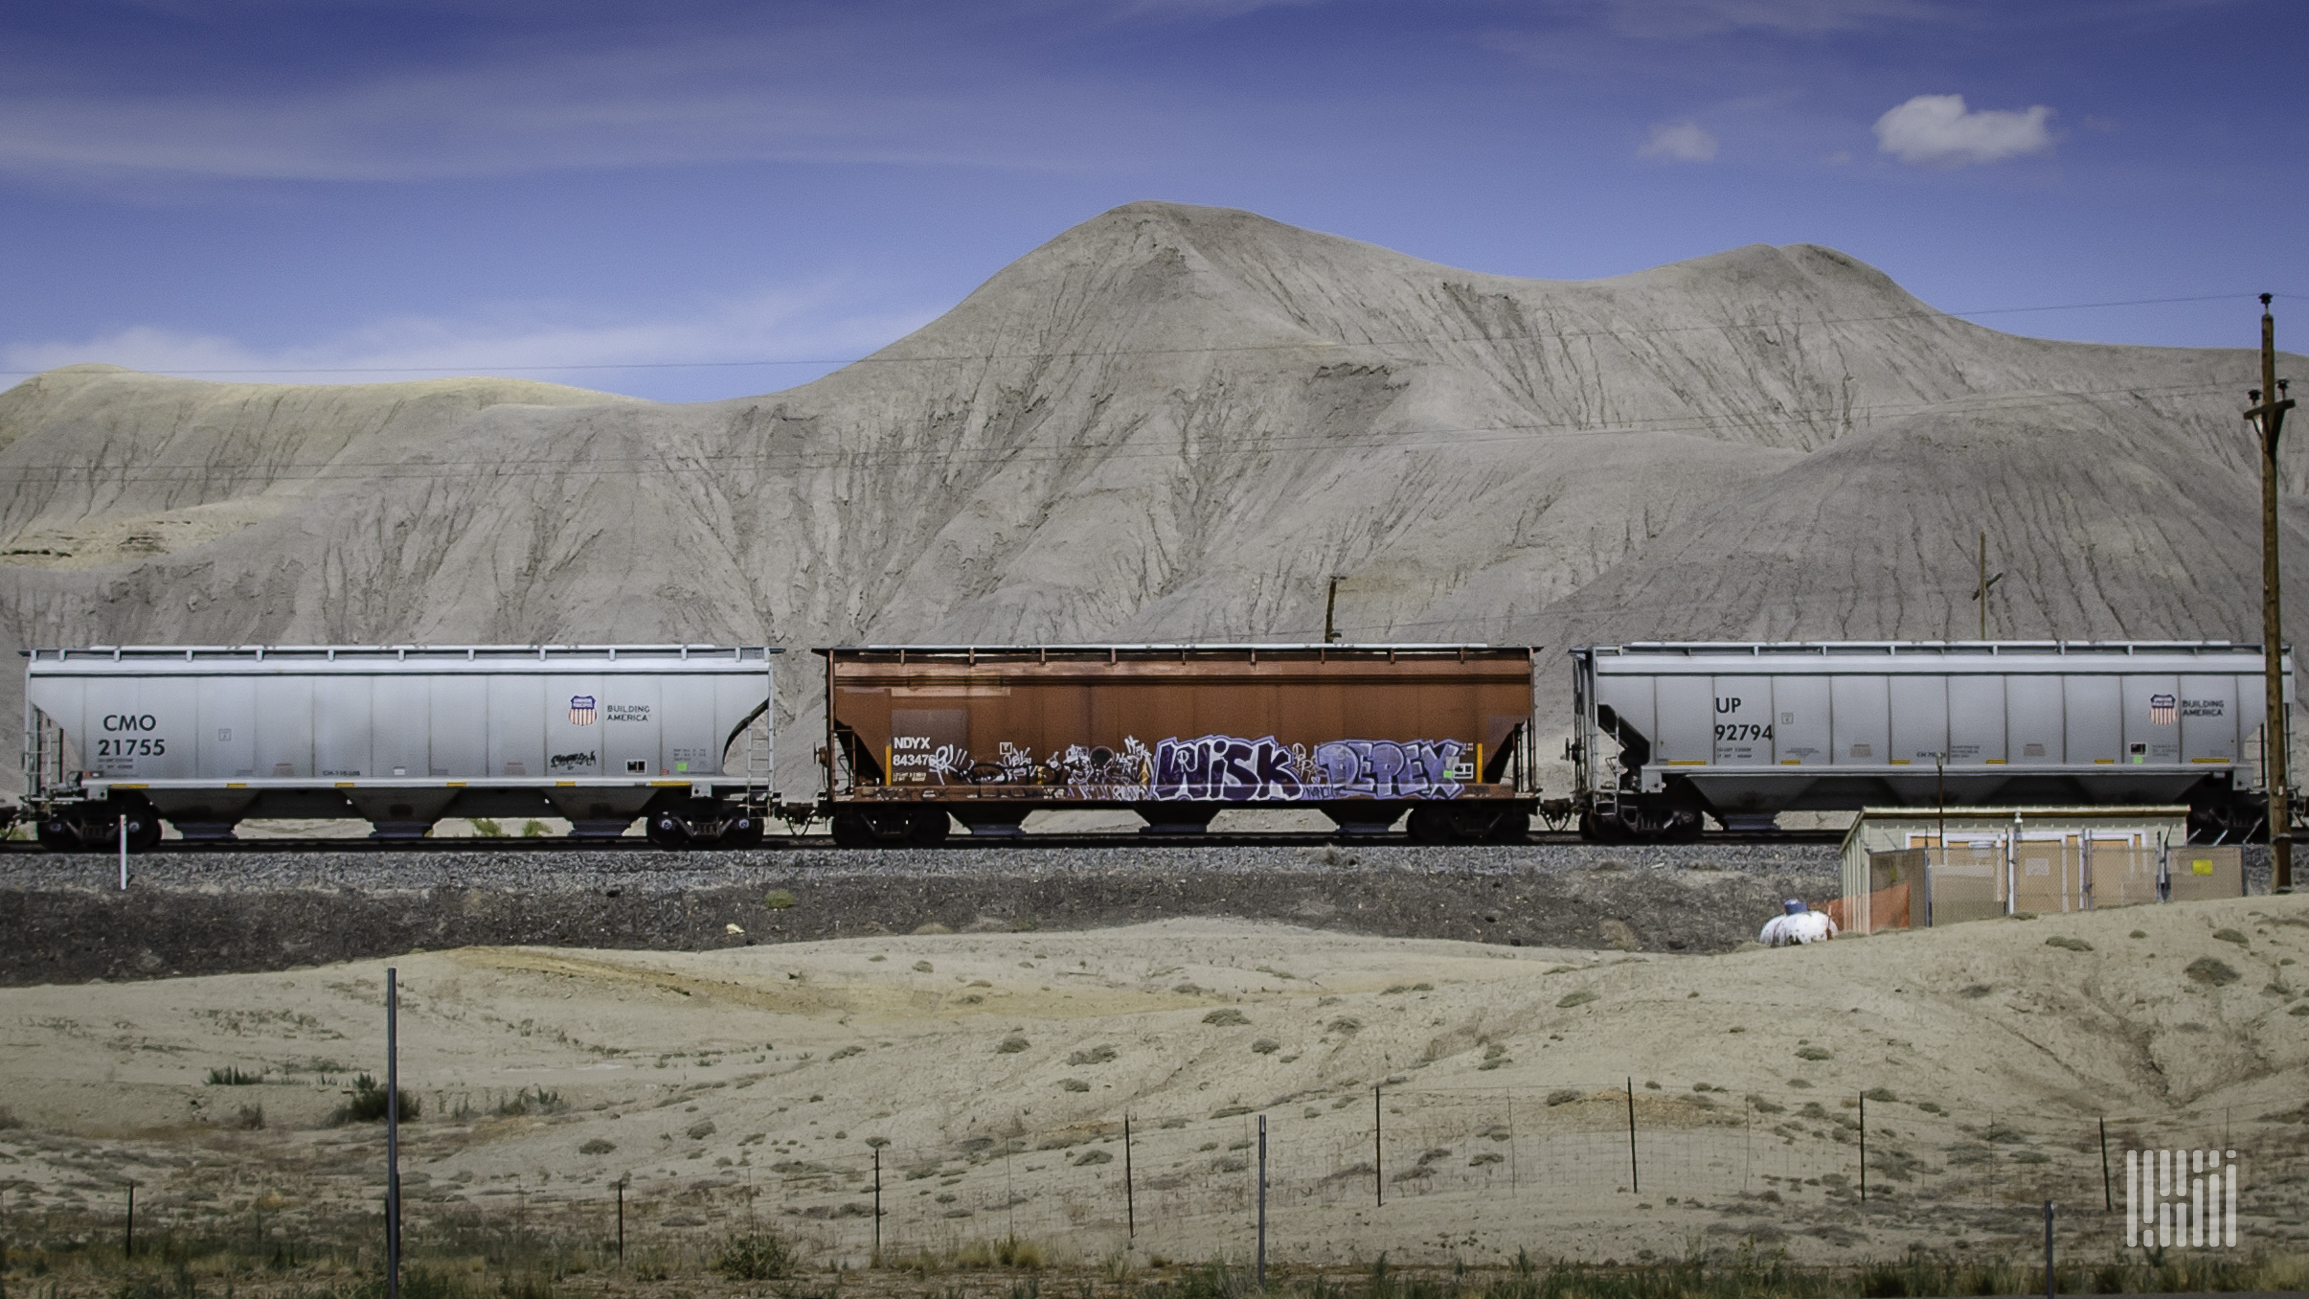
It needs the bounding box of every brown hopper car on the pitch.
[816,644,1539,845]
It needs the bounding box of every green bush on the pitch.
[333,1072,421,1124]
[713,1232,794,1280]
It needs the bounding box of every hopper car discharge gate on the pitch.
[1570,640,2293,845]
[808,644,1542,845]
[21,645,779,851]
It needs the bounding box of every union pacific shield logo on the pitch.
[569,695,597,726]
[2151,693,2178,726]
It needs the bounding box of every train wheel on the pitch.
[910,808,951,846]
[35,817,83,852]
[1407,805,1454,845]
[1483,810,1531,843]
[121,806,163,852]
[720,812,765,849]
[830,811,876,848]
[646,809,692,849]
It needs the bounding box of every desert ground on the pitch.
[3,890,2305,1297]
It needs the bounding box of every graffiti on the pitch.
[1310,737,1467,799]
[1151,734,1305,801]
[911,733,1470,801]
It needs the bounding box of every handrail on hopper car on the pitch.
[812,643,1522,655]
[1595,640,2274,656]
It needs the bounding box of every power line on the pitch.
[0,292,2285,380]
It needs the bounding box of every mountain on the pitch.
[2,201,2300,791]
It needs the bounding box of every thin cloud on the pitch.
[0,288,943,399]
[1873,93,2054,167]
[1637,120,1719,162]
[1604,0,1936,38]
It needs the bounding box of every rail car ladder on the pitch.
[741,711,774,808]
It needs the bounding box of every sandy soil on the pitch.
[2,893,2305,1275]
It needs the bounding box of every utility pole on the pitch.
[1970,532,2003,639]
[1323,575,1346,643]
[2248,294,2297,892]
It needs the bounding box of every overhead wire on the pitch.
[0,291,2285,380]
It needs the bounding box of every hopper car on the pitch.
[20,644,778,849]
[815,644,1541,845]
[1571,641,2293,844]
[15,638,2293,851]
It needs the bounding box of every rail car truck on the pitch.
[1571,640,2291,843]
[22,644,777,849]
[816,643,1540,844]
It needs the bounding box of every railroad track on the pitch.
[0,828,1848,854]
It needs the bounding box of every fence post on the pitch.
[872,1145,882,1261]
[1123,1114,1135,1242]
[386,967,401,1299]
[1256,1114,1267,1290]
[1625,1078,1638,1196]
[1859,1093,1866,1203]
[615,1178,625,1263]
[118,813,127,891]
[1374,1086,1383,1208]
[124,1180,135,1260]
[2098,1120,2112,1211]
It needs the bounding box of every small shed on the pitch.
[1834,806,2241,932]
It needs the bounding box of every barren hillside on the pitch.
[2,201,2300,787]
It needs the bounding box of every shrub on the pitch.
[713,1232,793,1280]
[763,889,797,909]
[496,1086,567,1117]
[333,1073,420,1124]
[579,1137,615,1155]
[1201,1008,1249,1026]
[470,819,506,837]
[996,1035,1030,1054]
[521,820,549,837]
[1556,989,1597,1009]
[2185,957,2241,986]
[0,1105,21,1129]
[233,1103,265,1130]
[206,1065,263,1085]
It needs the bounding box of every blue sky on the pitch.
[2,0,2302,403]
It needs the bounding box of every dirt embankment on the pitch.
[0,843,1835,985]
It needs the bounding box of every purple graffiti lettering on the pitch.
[1366,741,1407,794]
[1311,738,1467,800]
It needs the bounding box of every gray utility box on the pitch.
[1571,641,2292,840]
[24,644,776,839]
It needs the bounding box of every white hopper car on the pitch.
[21,645,777,849]
[1571,641,2292,843]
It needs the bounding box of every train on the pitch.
[13,638,2292,849]
[20,645,779,850]
[1570,641,2291,845]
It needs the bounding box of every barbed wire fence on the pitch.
[458,1084,2309,1267]
[14,1083,2300,1273]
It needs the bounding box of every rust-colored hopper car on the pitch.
[816,644,1539,845]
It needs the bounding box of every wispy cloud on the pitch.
[0,286,942,401]
[0,8,1161,184]
[1602,0,1936,38]
[1637,120,1719,162]
[1873,93,2054,166]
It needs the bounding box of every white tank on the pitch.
[1571,641,2291,839]
[23,644,776,840]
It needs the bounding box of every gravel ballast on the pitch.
[0,842,1840,985]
